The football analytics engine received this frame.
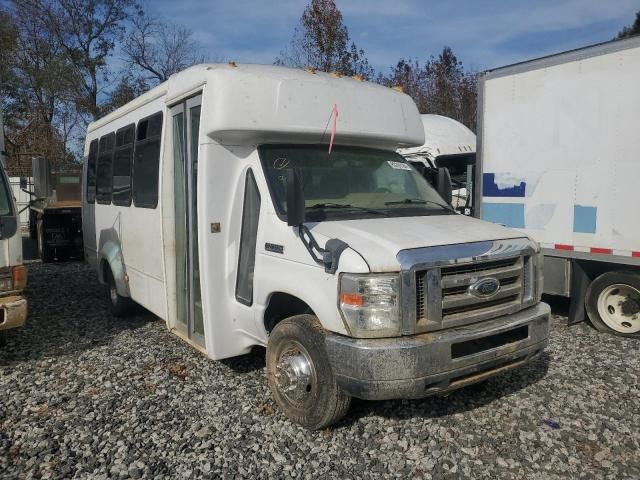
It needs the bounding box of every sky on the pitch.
[144,0,640,73]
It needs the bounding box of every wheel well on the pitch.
[100,259,111,284]
[264,292,315,334]
[569,259,639,324]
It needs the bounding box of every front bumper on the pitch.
[325,302,550,400]
[0,295,28,331]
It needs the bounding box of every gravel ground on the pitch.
[1,260,639,479]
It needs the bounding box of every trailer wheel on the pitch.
[105,267,134,317]
[585,271,640,337]
[266,315,351,430]
[36,219,53,263]
[29,211,37,240]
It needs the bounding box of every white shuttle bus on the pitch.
[82,64,550,429]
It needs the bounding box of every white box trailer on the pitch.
[83,63,550,428]
[476,36,640,337]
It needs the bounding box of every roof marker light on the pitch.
[306,67,317,74]
[391,85,404,93]
[228,61,237,68]
[352,74,364,81]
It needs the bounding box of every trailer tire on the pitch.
[29,211,37,240]
[36,219,53,263]
[266,315,351,430]
[585,271,640,337]
[105,267,134,317]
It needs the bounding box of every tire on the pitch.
[37,219,54,263]
[105,267,134,317]
[585,271,640,337]
[266,315,351,430]
[29,211,37,240]
[0,331,7,347]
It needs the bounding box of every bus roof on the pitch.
[88,64,424,150]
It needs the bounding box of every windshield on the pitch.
[259,144,453,222]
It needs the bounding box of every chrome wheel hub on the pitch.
[275,343,314,404]
[110,284,119,304]
[597,283,640,334]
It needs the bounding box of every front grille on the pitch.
[416,274,425,324]
[416,255,528,331]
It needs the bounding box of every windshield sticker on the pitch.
[387,161,412,171]
[273,157,290,170]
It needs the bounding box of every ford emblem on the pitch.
[469,278,500,298]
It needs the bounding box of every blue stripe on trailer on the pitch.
[573,205,597,234]
[482,173,526,197]
[482,202,525,228]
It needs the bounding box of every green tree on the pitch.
[617,10,640,39]
[24,0,140,120]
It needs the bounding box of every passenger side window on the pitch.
[96,133,115,204]
[236,170,261,306]
[86,140,98,204]
[112,124,135,206]
[132,112,163,208]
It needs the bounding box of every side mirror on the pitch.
[19,177,27,190]
[437,167,453,205]
[0,216,17,240]
[286,168,305,227]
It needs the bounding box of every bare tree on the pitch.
[378,47,478,131]
[124,13,205,85]
[617,10,640,39]
[276,0,374,78]
[378,58,429,112]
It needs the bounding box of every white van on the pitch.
[82,64,550,429]
[0,111,28,344]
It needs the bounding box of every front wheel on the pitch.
[585,271,640,337]
[266,315,351,430]
[105,267,134,317]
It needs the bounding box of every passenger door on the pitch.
[170,95,204,347]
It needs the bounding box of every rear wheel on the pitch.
[585,271,640,337]
[266,315,351,429]
[105,267,134,317]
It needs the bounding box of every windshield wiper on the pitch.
[384,198,456,213]
[307,203,385,215]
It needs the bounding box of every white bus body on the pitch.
[83,64,549,428]
[477,37,640,337]
[0,110,28,342]
[399,114,477,215]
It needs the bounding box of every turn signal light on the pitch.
[12,265,27,291]
[340,292,364,307]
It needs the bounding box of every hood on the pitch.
[308,214,526,272]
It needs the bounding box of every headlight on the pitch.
[339,273,401,338]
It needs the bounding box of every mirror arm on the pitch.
[298,224,326,266]
[297,225,349,274]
